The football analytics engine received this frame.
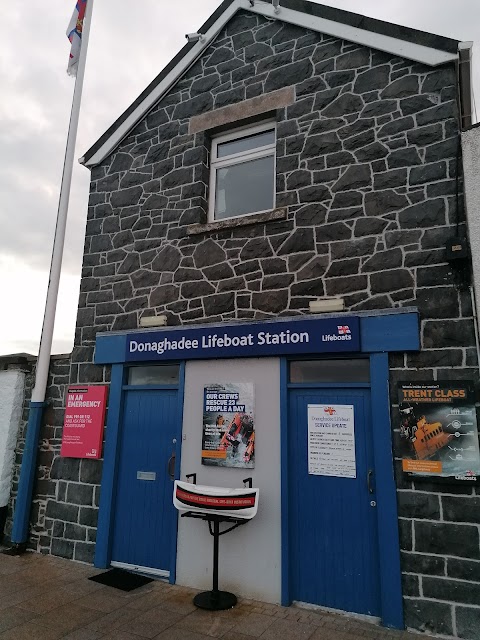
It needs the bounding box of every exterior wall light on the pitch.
[309,298,345,313]
[139,315,168,328]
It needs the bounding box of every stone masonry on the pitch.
[0,354,100,561]
[8,10,480,639]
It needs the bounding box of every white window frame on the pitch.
[208,120,276,223]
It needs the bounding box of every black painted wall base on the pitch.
[0,506,7,544]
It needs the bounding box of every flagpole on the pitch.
[10,0,95,547]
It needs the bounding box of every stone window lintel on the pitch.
[189,87,295,135]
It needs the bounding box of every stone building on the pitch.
[6,1,480,638]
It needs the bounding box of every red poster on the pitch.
[61,385,108,459]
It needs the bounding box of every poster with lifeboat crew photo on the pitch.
[398,381,480,483]
[202,383,255,468]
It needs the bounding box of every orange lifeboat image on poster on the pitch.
[219,413,255,462]
[412,417,454,460]
[399,404,453,461]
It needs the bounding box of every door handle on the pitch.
[167,453,176,480]
[367,469,374,494]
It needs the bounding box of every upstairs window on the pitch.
[209,122,276,222]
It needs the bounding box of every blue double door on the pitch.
[288,387,381,616]
[111,389,179,574]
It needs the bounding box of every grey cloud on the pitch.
[0,117,89,273]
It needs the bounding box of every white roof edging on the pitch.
[250,1,457,66]
[81,0,243,167]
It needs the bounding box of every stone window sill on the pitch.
[186,208,287,236]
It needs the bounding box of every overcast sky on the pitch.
[0,0,479,356]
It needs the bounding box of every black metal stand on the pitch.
[181,511,248,610]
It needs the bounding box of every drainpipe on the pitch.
[457,42,473,130]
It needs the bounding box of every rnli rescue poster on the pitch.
[202,383,255,468]
[398,381,480,483]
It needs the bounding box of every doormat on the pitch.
[88,568,154,591]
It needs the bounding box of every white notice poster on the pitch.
[307,404,356,478]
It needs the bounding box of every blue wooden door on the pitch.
[111,389,178,572]
[288,388,380,616]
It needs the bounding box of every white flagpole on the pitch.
[10,0,94,546]
[32,0,94,404]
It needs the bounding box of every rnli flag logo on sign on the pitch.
[337,325,351,335]
[324,406,336,415]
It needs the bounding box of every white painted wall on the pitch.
[176,358,281,603]
[462,127,480,324]
[0,370,25,507]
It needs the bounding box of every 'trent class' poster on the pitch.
[202,383,255,468]
[398,381,480,483]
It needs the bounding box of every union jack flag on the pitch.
[337,325,351,335]
[67,0,87,76]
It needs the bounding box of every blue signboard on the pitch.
[125,317,360,362]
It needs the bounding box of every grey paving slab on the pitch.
[229,612,276,637]
[0,605,39,634]
[0,551,440,640]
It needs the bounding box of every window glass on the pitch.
[128,365,179,385]
[289,359,370,383]
[217,129,275,158]
[210,123,276,222]
[215,155,274,219]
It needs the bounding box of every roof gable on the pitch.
[81,0,463,168]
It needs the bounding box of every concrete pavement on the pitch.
[0,549,434,640]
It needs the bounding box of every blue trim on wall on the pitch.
[94,364,125,568]
[360,314,419,353]
[95,311,417,615]
[94,311,420,366]
[121,384,179,391]
[125,316,361,362]
[169,361,186,584]
[11,401,48,543]
[95,333,127,364]
[280,358,290,607]
[370,353,404,629]
[288,382,370,389]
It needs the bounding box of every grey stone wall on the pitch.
[14,10,480,638]
[79,12,465,334]
[391,353,480,639]
[1,355,98,558]
[6,353,105,564]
